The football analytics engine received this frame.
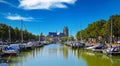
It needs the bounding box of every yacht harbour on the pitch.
[0,44,120,66]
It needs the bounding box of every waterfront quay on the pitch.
[0,43,120,66]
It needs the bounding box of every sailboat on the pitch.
[19,20,27,51]
[102,20,120,55]
[71,22,85,48]
[2,27,20,55]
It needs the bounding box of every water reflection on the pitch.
[70,48,120,66]
[63,46,68,59]
[2,44,120,66]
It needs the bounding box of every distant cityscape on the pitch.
[39,26,69,43]
[48,26,69,37]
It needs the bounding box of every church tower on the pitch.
[63,26,69,36]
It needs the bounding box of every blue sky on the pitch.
[0,0,120,36]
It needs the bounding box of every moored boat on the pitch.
[71,42,85,48]
[92,44,107,52]
[2,45,19,56]
[26,42,35,49]
[102,46,120,55]
[19,43,27,51]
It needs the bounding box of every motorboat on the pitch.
[19,43,27,51]
[103,46,120,55]
[2,45,19,55]
[85,44,107,51]
[26,42,35,49]
[32,41,39,47]
[92,44,107,52]
[38,42,44,47]
[71,42,85,48]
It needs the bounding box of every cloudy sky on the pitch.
[0,0,120,36]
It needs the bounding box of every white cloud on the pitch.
[0,0,17,8]
[6,14,33,21]
[19,0,77,10]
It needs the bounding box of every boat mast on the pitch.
[80,30,82,42]
[80,22,82,43]
[9,26,11,43]
[39,34,40,42]
[21,19,23,43]
[68,29,72,41]
[110,20,112,48]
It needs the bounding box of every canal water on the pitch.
[2,44,120,66]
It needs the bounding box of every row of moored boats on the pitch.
[65,41,120,56]
[0,41,49,56]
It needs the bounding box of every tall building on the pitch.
[47,26,69,42]
[48,32,58,37]
[48,26,69,37]
[63,26,69,36]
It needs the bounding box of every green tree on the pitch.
[0,23,39,42]
[68,35,74,41]
[61,36,68,42]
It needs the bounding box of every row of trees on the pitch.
[60,36,74,42]
[0,23,39,42]
[76,15,120,43]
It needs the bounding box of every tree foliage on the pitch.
[76,15,120,41]
[61,35,74,42]
[0,23,39,42]
[60,36,68,42]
